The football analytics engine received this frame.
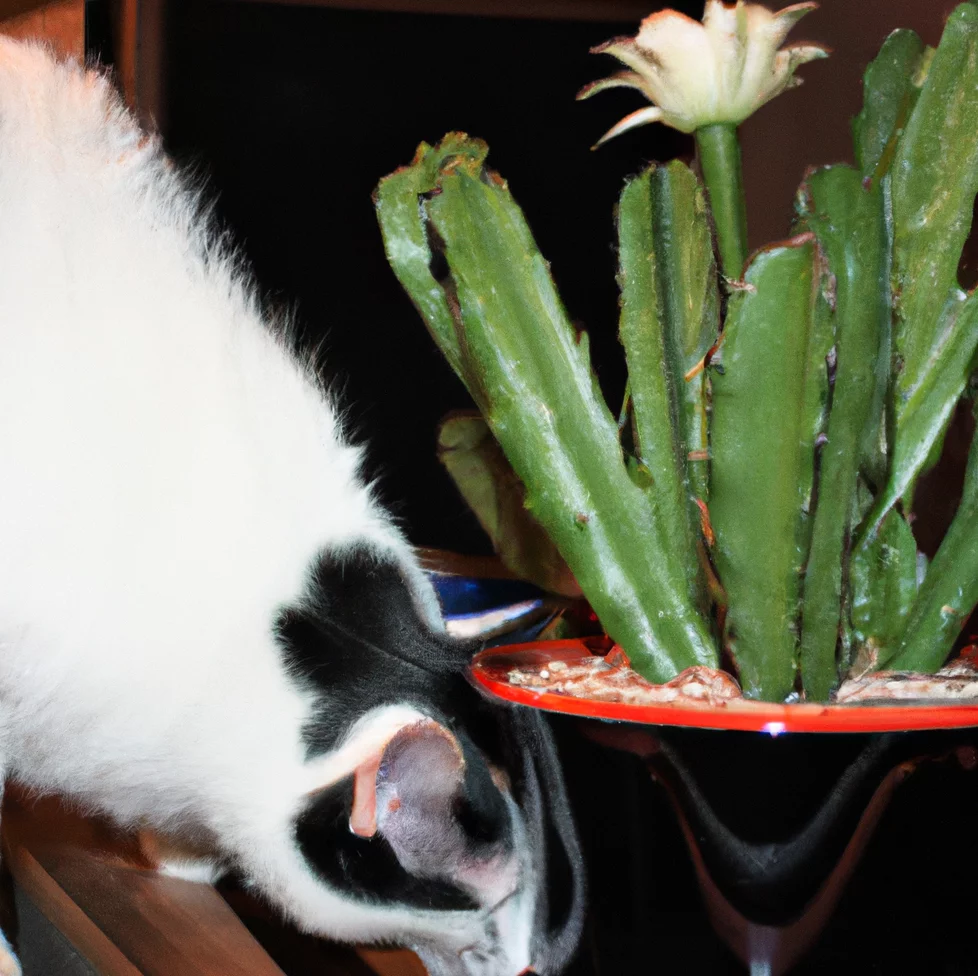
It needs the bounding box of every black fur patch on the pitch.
[276,549,508,759]
[279,547,519,911]
[294,781,478,912]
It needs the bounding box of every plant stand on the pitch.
[473,641,978,974]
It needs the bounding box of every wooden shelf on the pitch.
[1,791,426,975]
[0,0,83,60]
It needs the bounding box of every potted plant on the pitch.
[375,2,978,971]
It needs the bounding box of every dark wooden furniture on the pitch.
[0,0,83,59]
[2,789,427,975]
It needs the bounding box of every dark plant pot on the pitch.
[472,640,978,975]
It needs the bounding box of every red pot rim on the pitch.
[470,640,978,734]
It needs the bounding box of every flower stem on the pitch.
[695,123,749,280]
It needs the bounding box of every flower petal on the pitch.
[635,8,718,120]
[583,0,830,137]
[591,37,652,76]
[705,1,752,118]
[636,7,706,47]
[780,41,831,66]
[701,0,739,34]
[755,42,829,106]
[635,7,714,66]
[592,106,666,147]
[768,2,820,47]
[577,71,655,102]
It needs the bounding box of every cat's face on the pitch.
[295,706,539,974]
[277,551,584,975]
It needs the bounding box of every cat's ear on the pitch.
[300,703,518,906]
[301,705,466,838]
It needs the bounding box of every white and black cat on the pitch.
[0,38,583,976]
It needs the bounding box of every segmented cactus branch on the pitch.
[376,136,717,681]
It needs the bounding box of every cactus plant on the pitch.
[375,1,978,702]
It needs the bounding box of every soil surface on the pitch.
[505,648,978,706]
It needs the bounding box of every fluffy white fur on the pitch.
[0,38,532,975]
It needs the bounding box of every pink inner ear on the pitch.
[350,753,384,837]
[348,718,464,838]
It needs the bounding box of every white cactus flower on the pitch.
[579,1,829,143]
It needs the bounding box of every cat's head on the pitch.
[276,549,584,975]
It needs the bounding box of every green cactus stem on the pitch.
[616,161,719,609]
[649,162,719,506]
[891,5,978,400]
[797,166,890,700]
[376,135,717,680]
[852,28,929,185]
[860,295,978,545]
[437,413,579,598]
[695,123,749,280]
[887,403,978,673]
[862,4,978,538]
[710,236,831,700]
[850,507,919,671]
